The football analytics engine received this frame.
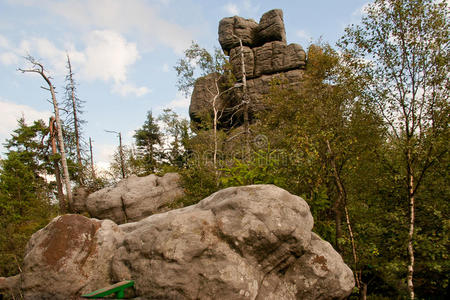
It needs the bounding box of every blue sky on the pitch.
[0,0,369,169]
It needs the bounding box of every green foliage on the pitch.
[220,149,287,187]
[339,0,449,297]
[133,110,163,175]
[175,42,231,97]
[0,118,57,277]
[158,108,191,168]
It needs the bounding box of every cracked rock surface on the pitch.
[190,9,307,129]
[85,173,184,224]
[14,185,354,299]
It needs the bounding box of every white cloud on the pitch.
[95,143,115,163]
[8,30,149,97]
[0,34,11,49]
[296,30,312,44]
[224,3,240,15]
[0,52,19,65]
[242,0,260,17]
[167,92,190,109]
[112,82,151,97]
[295,29,311,40]
[15,37,82,75]
[81,30,139,83]
[0,99,52,141]
[45,0,192,54]
[162,63,170,73]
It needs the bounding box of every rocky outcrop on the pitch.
[86,173,184,224]
[218,9,286,55]
[13,185,354,299]
[72,185,90,213]
[190,9,306,129]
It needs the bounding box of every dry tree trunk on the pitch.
[326,140,361,290]
[19,57,73,210]
[66,54,84,185]
[237,38,249,155]
[407,149,415,300]
[119,132,126,179]
[49,117,66,212]
[89,137,96,181]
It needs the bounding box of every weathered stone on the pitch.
[253,42,306,77]
[15,185,354,299]
[255,9,286,45]
[218,16,258,54]
[20,215,124,299]
[284,233,356,299]
[86,173,184,224]
[72,186,89,213]
[193,9,307,129]
[229,45,255,80]
[226,69,305,121]
[189,73,223,125]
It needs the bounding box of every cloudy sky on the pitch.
[0,0,368,168]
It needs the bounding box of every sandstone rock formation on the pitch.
[86,172,184,224]
[72,185,90,213]
[9,185,354,299]
[190,9,306,129]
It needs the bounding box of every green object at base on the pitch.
[81,280,134,299]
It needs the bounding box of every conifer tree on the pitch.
[134,111,162,174]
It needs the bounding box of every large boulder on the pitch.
[86,173,184,224]
[16,185,354,299]
[20,215,124,299]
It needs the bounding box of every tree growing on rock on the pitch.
[175,42,235,168]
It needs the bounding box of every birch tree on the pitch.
[340,1,449,298]
[175,42,234,168]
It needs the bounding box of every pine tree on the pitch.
[134,111,162,174]
[0,118,56,276]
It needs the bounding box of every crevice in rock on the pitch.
[120,195,129,224]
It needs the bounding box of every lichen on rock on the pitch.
[14,185,354,299]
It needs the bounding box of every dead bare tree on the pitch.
[233,35,250,154]
[49,116,66,212]
[106,130,126,179]
[65,53,85,185]
[89,137,96,181]
[19,55,73,210]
